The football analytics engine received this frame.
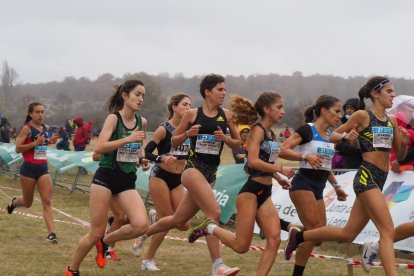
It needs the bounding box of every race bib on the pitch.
[372,127,393,148]
[34,145,48,160]
[116,143,141,162]
[170,139,190,156]
[317,146,335,170]
[268,141,280,163]
[195,134,221,155]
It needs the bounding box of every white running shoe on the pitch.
[362,241,378,272]
[149,209,157,224]
[212,263,240,276]
[132,235,147,257]
[141,259,160,271]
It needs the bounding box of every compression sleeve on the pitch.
[144,140,159,162]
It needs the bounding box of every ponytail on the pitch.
[229,94,258,126]
[107,80,144,113]
[358,76,390,110]
[304,105,315,123]
[304,95,340,123]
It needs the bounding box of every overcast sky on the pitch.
[1,0,414,84]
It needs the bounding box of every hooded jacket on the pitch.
[73,117,89,148]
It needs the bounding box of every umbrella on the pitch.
[387,95,414,127]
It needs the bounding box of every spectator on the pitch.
[0,117,11,143]
[390,112,414,173]
[56,127,71,151]
[334,98,363,169]
[232,125,249,163]
[72,117,89,151]
[283,126,291,139]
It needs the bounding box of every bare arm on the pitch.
[171,109,198,148]
[330,110,367,143]
[15,126,44,153]
[95,114,143,154]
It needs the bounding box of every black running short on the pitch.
[289,171,327,200]
[185,157,218,183]
[92,167,136,195]
[19,161,49,180]
[150,165,182,191]
[353,160,388,195]
[238,178,272,208]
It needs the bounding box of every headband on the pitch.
[372,79,390,91]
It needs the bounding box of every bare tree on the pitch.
[1,61,19,113]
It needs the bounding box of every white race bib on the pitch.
[372,127,393,148]
[116,143,141,162]
[34,145,47,160]
[195,134,221,155]
[268,141,280,163]
[170,139,190,156]
[316,146,335,170]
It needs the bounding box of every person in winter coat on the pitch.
[73,117,89,151]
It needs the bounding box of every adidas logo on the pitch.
[217,116,224,122]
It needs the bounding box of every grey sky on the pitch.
[1,0,413,83]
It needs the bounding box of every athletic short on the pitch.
[150,165,182,191]
[92,167,136,195]
[185,157,218,183]
[289,172,327,200]
[19,161,49,180]
[353,160,388,195]
[238,178,272,208]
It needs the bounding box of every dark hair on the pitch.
[108,80,144,113]
[167,93,191,119]
[25,102,43,124]
[357,76,390,110]
[229,91,282,125]
[199,74,225,98]
[304,95,340,123]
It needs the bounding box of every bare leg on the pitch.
[13,175,36,208]
[394,222,414,242]
[37,174,55,234]
[255,198,281,276]
[69,184,111,270]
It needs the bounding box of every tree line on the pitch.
[1,61,414,131]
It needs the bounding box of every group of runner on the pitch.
[5,74,412,276]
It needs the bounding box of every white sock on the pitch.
[207,224,218,235]
[372,241,379,252]
[108,245,115,251]
[213,258,223,269]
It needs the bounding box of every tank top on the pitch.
[22,123,49,164]
[189,107,227,167]
[99,112,142,174]
[358,110,394,153]
[246,123,279,177]
[298,123,335,171]
[157,121,190,160]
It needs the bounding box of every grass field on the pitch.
[1,142,413,275]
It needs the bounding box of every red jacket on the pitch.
[73,117,89,148]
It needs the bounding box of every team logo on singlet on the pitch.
[216,116,225,122]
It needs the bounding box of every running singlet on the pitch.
[358,110,394,153]
[22,123,49,164]
[99,112,142,174]
[157,121,190,160]
[246,123,279,177]
[297,123,335,171]
[189,107,228,167]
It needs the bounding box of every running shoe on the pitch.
[188,218,215,243]
[105,250,120,261]
[7,196,16,214]
[64,266,80,276]
[361,241,378,272]
[107,216,114,227]
[141,259,160,271]
[212,263,240,276]
[132,235,147,257]
[46,232,58,243]
[95,239,108,268]
[284,227,300,260]
[259,230,265,240]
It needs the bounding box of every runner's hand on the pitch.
[214,126,227,141]
[35,135,46,146]
[186,124,201,137]
[304,154,322,169]
[162,155,177,165]
[336,187,348,201]
[128,129,145,143]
